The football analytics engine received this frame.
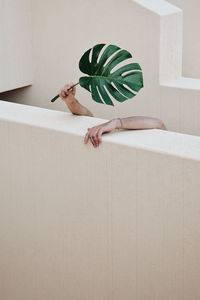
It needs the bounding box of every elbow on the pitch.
[86,111,94,117]
[155,119,167,130]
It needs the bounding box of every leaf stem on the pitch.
[50,82,80,102]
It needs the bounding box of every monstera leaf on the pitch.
[51,43,143,106]
[79,44,143,106]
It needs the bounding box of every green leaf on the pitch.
[79,44,143,106]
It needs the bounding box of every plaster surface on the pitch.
[1,101,200,299]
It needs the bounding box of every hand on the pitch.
[59,82,76,103]
[84,119,120,148]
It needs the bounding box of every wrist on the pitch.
[113,118,122,129]
[64,96,76,105]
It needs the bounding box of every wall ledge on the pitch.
[161,77,200,90]
[1,100,200,161]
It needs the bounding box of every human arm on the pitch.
[84,116,167,148]
[59,83,93,117]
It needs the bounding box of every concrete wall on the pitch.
[0,0,32,92]
[1,100,200,300]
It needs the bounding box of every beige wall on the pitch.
[0,0,32,92]
[1,0,160,120]
[1,0,200,137]
[1,100,200,300]
[0,0,176,117]
[168,0,200,78]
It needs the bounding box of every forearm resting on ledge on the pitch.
[84,117,167,148]
[115,116,167,131]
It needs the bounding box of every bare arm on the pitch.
[115,116,167,131]
[59,83,167,148]
[59,83,93,117]
[84,117,167,148]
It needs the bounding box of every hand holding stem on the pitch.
[51,82,79,102]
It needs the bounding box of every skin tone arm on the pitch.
[59,83,93,117]
[60,83,167,148]
[84,117,167,148]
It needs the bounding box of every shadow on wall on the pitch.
[0,86,32,105]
